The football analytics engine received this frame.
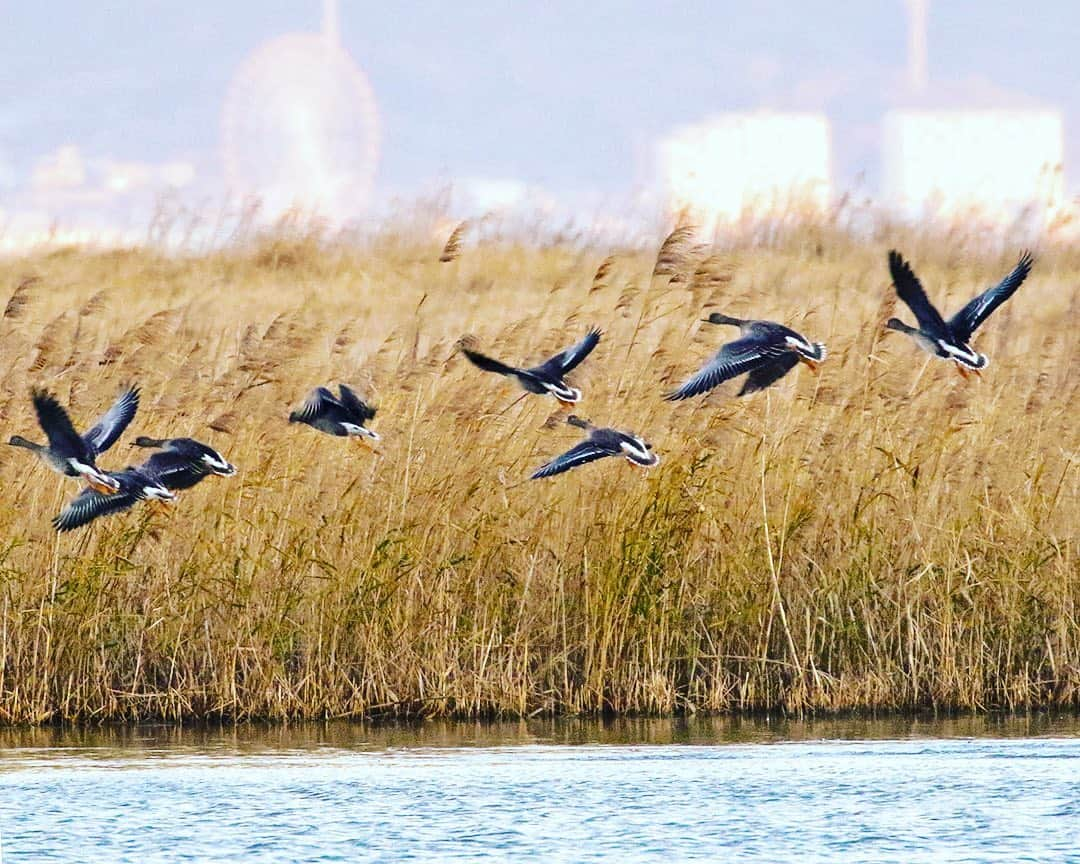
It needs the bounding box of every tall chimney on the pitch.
[906,0,929,92]
[323,0,340,49]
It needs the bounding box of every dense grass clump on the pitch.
[0,220,1075,723]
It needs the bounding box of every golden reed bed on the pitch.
[0,220,1075,723]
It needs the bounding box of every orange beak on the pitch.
[87,477,120,495]
[354,436,381,455]
[801,358,820,375]
[556,398,576,409]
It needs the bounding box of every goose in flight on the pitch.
[461,327,601,406]
[8,386,140,493]
[289,384,379,443]
[52,464,175,532]
[132,436,236,489]
[531,415,659,479]
[666,314,826,400]
[885,250,1034,378]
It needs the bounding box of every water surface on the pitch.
[2,715,1079,862]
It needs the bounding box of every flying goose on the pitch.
[131,436,236,489]
[289,385,379,442]
[8,386,140,492]
[52,465,175,533]
[666,314,826,400]
[531,415,659,479]
[461,327,601,406]
[886,249,1034,377]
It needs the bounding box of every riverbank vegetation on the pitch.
[0,214,1075,723]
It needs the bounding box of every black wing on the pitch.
[53,488,140,532]
[83,386,140,455]
[142,450,210,491]
[888,250,949,339]
[292,387,341,423]
[31,389,92,460]
[738,353,801,396]
[536,328,601,376]
[665,335,786,401]
[531,440,612,479]
[948,251,1034,342]
[461,347,519,377]
[337,384,376,424]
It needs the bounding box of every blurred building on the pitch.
[221,0,380,223]
[882,110,1064,223]
[659,112,831,232]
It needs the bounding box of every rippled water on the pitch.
[2,716,1079,862]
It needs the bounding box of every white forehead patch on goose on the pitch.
[938,340,979,363]
[202,452,231,471]
[543,381,581,401]
[621,437,660,466]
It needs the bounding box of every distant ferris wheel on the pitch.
[221,0,380,221]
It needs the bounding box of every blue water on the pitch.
[2,719,1079,862]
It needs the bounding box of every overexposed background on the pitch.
[1,1,1077,243]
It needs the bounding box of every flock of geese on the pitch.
[7,248,1034,533]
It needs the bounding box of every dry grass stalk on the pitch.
[591,255,616,292]
[0,218,1075,725]
[78,289,109,318]
[653,224,697,277]
[4,275,39,320]
[207,410,238,434]
[28,311,72,372]
[439,221,468,262]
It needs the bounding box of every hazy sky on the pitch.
[1,1,1078,233]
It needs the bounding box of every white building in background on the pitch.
[882,110,1065,223]
[221,0,380,223]
[660,112,831,232]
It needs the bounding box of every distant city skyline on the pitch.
[1,1,1078,244]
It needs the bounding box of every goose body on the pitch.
[666,314,826,400]
[886,250,1034,377]
[8,386,140,493]
[462,328,601,406]
[531,415,659,479]
[290,385,379,441]
[52,465,175,533]
[132,436,237,489]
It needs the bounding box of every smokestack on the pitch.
[323,0,340,49]
[906,0,929,92]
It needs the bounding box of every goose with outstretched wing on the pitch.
[8,386,140,493]
[666,314,826,401]
[531,415,659,479]
[885,249,1034,378]
[132,436,236,489]
[289,385,379,444]
[52,465,175,533]
[461,327,602,406]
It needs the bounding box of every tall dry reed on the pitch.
[0,219,1075,723]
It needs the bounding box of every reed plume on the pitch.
[0,213,1075,725]
[439,221,468,262]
